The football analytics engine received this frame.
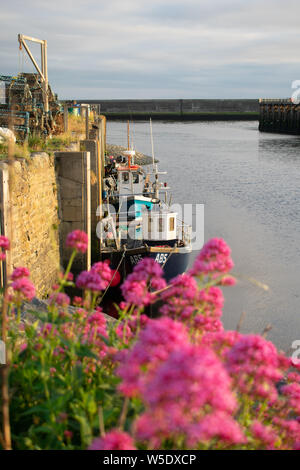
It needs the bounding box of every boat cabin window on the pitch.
[133,172,139,184]
[122,172,129,183]
[169,217,175,232]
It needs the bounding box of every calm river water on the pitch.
[107,120,300,351]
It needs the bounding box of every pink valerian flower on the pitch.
[281,383,300,414]
[121,257,166,306]
[74,307,88,320]
[0,235,10,251]
[121,279,152,306]
[49,292,70,308]
[86,311,107,337]
[287,371,300,384]
[58,271,74,281]
[133,257,164,278]
[134,344,244,448]
[11,277,35,301]
[160,278,224,335]
[225,334,286,402]
[19,342,27,353]
[73,296,83,306]
[272,418,300,449]
[251,421,277,448]
[187,412,246,447]
[89,430,136,450]
[91,260,113,286]
[217,275,236,286]
[39,323,58,338]
[117,318,189,397]
[0,235,10,260]
[143,345,237,413]
[81,317,108,360]
[193,315,223,334]
[66,230,88,253]
[116,322,133,343]
[60,321,76,341]
[160,274,198,319]
[198,287,224,318]
[116,313,149,344]
[189,287,225,334]
[76,270,107,292]
[11,267,30,280]
[119,301,129,310]
[190,238,234,277]
[201,330,241,358]
[64,430,73,440]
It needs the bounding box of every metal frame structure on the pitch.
[17,34,49,112]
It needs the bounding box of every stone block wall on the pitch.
[78,99,259,117]
[55,151,91,271]
[0,153,61,296]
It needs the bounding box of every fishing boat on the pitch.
[98,124,192,283]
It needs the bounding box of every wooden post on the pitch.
[63,104,68,133]
[86,151,91,271]
[0,164,12,284]
[98,117,105,177]
[85,106,89,140]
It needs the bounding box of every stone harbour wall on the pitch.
[77,99,259,120]
[0,153,61,296]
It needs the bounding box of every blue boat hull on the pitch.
[101,245,191,284]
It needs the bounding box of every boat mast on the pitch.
[150,118,155,169]
[127,120,131,167]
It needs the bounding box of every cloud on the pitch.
[0,0,299,98]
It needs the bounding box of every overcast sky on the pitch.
[1,0,300,99]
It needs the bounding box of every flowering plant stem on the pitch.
[1,290,11,450]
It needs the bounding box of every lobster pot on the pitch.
[142,211,177,241]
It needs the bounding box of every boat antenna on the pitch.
[150,118,155,169]
[127,120,130,150]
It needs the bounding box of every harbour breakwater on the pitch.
[76,99,259,120]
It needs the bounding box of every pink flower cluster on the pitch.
[160,274,198,319]
[76,261,113,292]
[117,317,189,397]
[8,231,300,451]
[251,421,277,448]
[160,274,224,333]
[49,292,70,308]
[66,230,88,253]
[201,330,241,358]
[0,235,10,261]
[117,317,245,448]
[89,430,136,450]
[121,258,166,306]
[11,266,35,302]
[82,310,108,356]
[225,334,286,402]
[190,238,234,277]
[116,311,149,344]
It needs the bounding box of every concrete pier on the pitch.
[259,99,300,134]
[76,99,259,120]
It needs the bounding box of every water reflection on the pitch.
[258,133,300,165]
